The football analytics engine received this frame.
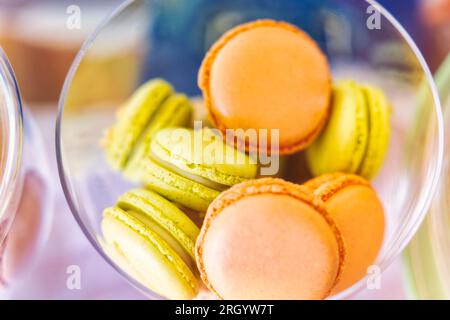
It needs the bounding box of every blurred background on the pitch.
[0,0,449,299]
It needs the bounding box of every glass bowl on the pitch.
[56,0,443,299]
[0,48,53,296]
[403,53,450,300]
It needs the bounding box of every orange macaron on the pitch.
[195,178,345,300]
[198,19,332,155]
[304,173,385,294]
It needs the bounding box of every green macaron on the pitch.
[101,188,200,300]
[102,79,193,171]
[306,80,391,180]
[125,127,258,211]
[358,85,392,179]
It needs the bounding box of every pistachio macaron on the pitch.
[125,127,258,212]
[196,178,345,300]
[101,188,200,300]
[306,80,391,180]
[304,173,385,293]
[102,79,193,171]
[198,19,332,155]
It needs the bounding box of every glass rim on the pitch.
[55,0,445,299]
[0,48,23,228]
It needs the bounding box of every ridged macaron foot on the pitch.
[196,178,345,300]
[101,189,200,299]
[304,173,385,294]
[125,127,258,212]
[102,79,193,171]
[198,19,331,155]
[306,80,391,180]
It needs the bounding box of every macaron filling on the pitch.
[102,207,199,298]
[148,151,229,192]
[117,189,199,261]
[150,128,258,186]
[126,209,193,269]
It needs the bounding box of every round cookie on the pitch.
[101,189,200,299]
[196,178,345,300]
[304,173,385,294]
[198,19,332,155]
[306,81,391,180]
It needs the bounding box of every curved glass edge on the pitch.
[402,53,450,300]
[1,110,55,296]
[56,0,160,299]
[0,48,23,241]
[56,0,445,300]
[332,0,444,300]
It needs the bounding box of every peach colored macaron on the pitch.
[304,173,385,294]
[198,19,332,155]
[195,178,345,300]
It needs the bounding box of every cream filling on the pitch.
[149,152,228,191]
[125,210,194,271]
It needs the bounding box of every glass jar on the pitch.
[403,53,450,300]
[0,0,124,106]
[57,0,443,299]
[0,48,53,296]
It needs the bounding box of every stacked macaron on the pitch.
[196,174,385,299]
[125,127,258,211]
[306,81,392,180]
[100,18,392,300]
[101,189,200,299]
[102,79,193,171]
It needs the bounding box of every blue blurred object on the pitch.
[144,0,418,95]
[144,0,356,95]
[377,0,421,34]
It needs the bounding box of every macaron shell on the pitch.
[102,207,199,299]
[127,94,193,169]
[303,172,349,193]
[151,128,258,186]
[196,178,345,300]
[306,81,368,176]
[358,86,391,179]
[199,19,331,154]
[125,157,220,212]
[325,185,385,293]
[102,79,173,170]
[306,174,385,294]
[117,189,200,260]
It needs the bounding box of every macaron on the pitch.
[304,173,385,294]
[198,19,331,155]
[306,80,391,180]
[102,79,193,171]
[125,127,258,212]
[196,178,345,300]
[101,188,200,300]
